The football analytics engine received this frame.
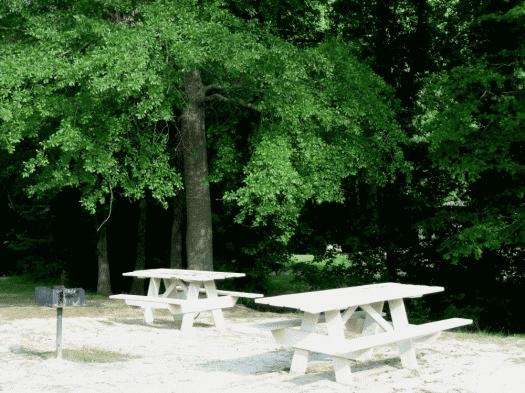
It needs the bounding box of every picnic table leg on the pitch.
[180,282,201,331]
[203,280,227,329]
[290,312,319,375]
[163,278,185,322]
[144,278,161,325]
[353,301,385,361]
[325,310,354,385]
[389,298,418,370]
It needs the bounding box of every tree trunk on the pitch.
[170,129,184,269]
[170,190,184,269]
[130,197,147,295]
[96,205,112,295]
[181,70,213,271]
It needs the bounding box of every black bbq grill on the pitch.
[35,286,85,359]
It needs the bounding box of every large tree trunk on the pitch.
[96,205,112,295]
[170,129,184,269]
[181,70,213,271]
[130,197,147,295]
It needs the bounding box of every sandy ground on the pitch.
[1,307,525,393]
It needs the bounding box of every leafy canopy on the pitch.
[1,0,410,245]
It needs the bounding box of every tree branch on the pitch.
[97,183,113,232]
[205,93,261,112]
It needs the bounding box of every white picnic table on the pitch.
[109,268,262,330]
[253,282,472,386]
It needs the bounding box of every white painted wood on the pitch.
[145,278,160,324]
[290,312,319,375]
[204,280,227,329]
[252,310,386,331]
[340,306,359,324]
[180,282,200,331]
[271,318,472,360]
[109,294,237,313]
[109,294,187,305]
[381,321,441,344]
[360,303,393,333]
[122,299,169,309]
[255,283,444,313]
[174,286,262,298]
[325,310,354,385]
[389,298,418,369]
[112,269,262,330]
[416,331,441,344]
[345,315,364,335]
[122,268,245,281]
[354,301,384,361]
[172,277,189,322]
[162,278,184,322]
[163,278,184,297]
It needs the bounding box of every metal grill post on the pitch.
[35,286,84,360]
[57,307,63,359]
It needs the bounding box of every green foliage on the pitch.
[1,0,408,240]
[287,252,381,292]
[415,1,525,263]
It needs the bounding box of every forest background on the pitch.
[1,0,524,335]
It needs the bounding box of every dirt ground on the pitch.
[1,298,525,393]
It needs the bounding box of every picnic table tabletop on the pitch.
[255,282,444,314]
[122,268,245,282]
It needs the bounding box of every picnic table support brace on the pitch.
[203,280,227,329]
[180,282,201,331]
[144,278,161,324]
[325,309,353,385]
[389,298,418,370]
[290,312,319,375]
[353,301,384,361]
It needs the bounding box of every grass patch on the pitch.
[11,344,142,363]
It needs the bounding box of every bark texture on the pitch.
[181,70,213,271]
[96,205,112,295]
[130,197,147,295]
[170,128,185,269]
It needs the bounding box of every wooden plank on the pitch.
[255,283,444,313]
[122,299,170,309]
[180,282,200,331]
[360,303,393,333]
[175,296,237,314]
[303,285,443,313]
[353,301,384,361]
[290,312,319,375]
[213,290,263,298]
[174,286,263,298]
[109,294,188,305]
[325,309,353,385]
[110,294,238,315]
[122,269,245,280]
[271,318,472,360]
[144,278,161,324]
[203,280,227,330]
[252,311,386,331]
[389,298,417,369]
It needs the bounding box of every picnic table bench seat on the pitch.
[267,317,472,361]
[110,288,262,314]
[254,310,386,331]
